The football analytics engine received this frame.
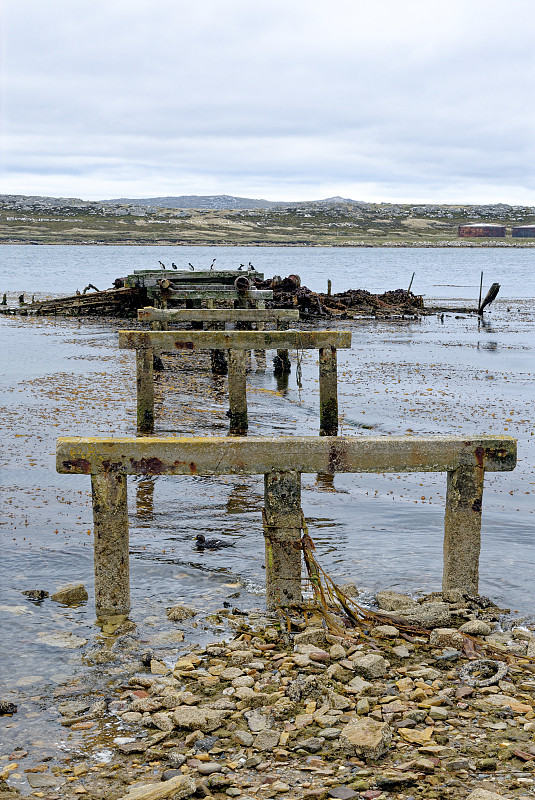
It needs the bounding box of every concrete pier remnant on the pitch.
[57,434,516,618]
[264,471,302,607]
[119,329,351,437]
[91,472,130,618]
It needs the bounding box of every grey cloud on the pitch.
[2,0,534,201]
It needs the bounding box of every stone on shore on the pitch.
[466,790,511,800]
[459,619,492,636]
[116,773,196,800]
[375,591,417,611]
[340,717,391,760]
[50,583,88,605]
[389,601,451,629]
[166,605,197,621]
[172,706,229,732]
[351,654,388,679]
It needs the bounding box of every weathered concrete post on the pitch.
[206,300,228,375]
[91,472,130,619]
[443,463,485,594]
[227,348,248,434]
[263,470,302,608]
[136,348,155,434]
[254,299,267,371]
[319,345,338,436]
[274,319,291,375]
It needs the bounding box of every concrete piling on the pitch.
[263,470,303,608]
[91,472,130,619]
[443,463,485,595]
[227,349,248,434]
[274,319,291,375]
[136,348,154,434]
[319,345,339,436]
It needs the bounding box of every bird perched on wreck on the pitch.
[159,261,166,268]
[210,258,216,270]
[171,263,178,269]
[195,534,234,550]
[188,263,195,271]
[248,262,256,271]
[238,263,244,271]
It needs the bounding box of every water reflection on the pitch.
[136,479,155,519]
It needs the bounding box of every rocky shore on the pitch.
[2,590,535,800]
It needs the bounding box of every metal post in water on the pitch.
[263,470,302,609]
[91,472,130,618]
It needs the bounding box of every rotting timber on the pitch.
[0,266,426,318]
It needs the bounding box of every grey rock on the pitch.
[254,729,280,750]
[197,762,222,775]
[167,751,187,768]
[298,736,325,753]
[172,706,229,733]
[58,700,91,716]
[458,620,492,636]
[233,730,254,746]
[166,604,197,621]
[50,583,88,605]
[375,591,417,611]
[340,718,392,760]
[293,627,329,648]
[244,708,271,732]
[390,602,451,629]
[351,654,388,679]
[26,773,60,789]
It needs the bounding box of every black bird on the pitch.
[159,261,166,268]
[195,534,234,550]
[210,258,216,270]
[248,262,256,271]
[238,263,244,271]
[172,262,178,270]
[188,263,195,271]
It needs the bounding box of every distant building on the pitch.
[512,224,535,238]
[458,223,506,238]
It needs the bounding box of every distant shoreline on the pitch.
[2,240,534,248]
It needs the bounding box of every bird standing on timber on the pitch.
[210,258,216,270]
[188,263,195,271]
[171,263,177,269]
[195,534,234,550]
[159,261,166,268]
[248,262,256,271]
[238,263,244,271]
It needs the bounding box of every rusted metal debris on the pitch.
[2,270,425,318]
[254,275,424,317]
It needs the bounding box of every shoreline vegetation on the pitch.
[2,194,535,247]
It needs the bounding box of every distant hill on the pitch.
[105,194,279,210]
[104,194,365,210]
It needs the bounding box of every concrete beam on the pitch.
[138,308,299,324]
[57,435,516,476]
[147,289,273,301]
[119,329,351,351]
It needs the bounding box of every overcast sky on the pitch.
[2,0,534,204]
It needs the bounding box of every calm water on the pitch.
[0,245,534,768]
[2,243,534,298]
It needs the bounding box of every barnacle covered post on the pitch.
[263,470,303,609]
